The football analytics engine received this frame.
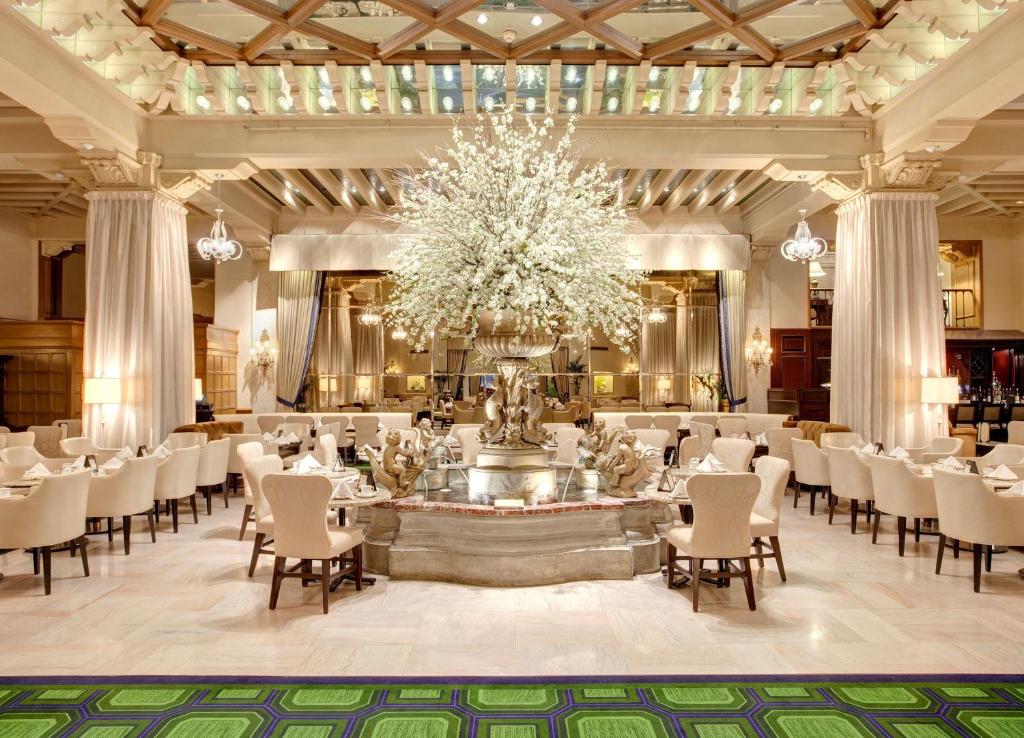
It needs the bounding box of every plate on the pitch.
[356,490,378,498]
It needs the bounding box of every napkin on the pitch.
[101,456,124,472]
[889,446,909,459]
[152,445,170,460]
[755,432,767,446]
[696,454,725,473]
[938,456,964,470]
[860,443,877,455]
[333,479,355,499]
[1001,481,1024,497]
[115,446,134,461]
[23,463,52,480]
[443,435,458,446]
[262,432,275,442]
[293,454,324,474]
[69,455,86,470]
[984,464,1018,481]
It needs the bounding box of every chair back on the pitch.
[320,415,349,432]
[791,439,830,486]
[689,422,716,457]
[256,415,286,434]
[820,431,865,449]
[165,432,208,450]
[933,467,1024,546]
[666,404,691,412]
[377,428,418,449]
[753,455,790,527]
[633,428,671,459]
[52,419,82,439]
[472,406,488,424]
[28,426,63,457]
[87,455,160,518]
[711,437,755,472]
[244,454,284,522]
[624,414,652,430]
[867,454,937,519]
[765,427,802,464]
[452,407,475,424]
[3,431,35,449]
[316,433,339,467]
[652,415,679,433]
[196,438,231,486]
[717,416,748,438]
[340,406,362,413]
[454,427,482,465]
[686,473,760,558]
[824,446,874,502]
[926,436,963,456]
[351,416,380,448]
[226,434,263,474]
[679,435,703,464]
[285,415,315,427]
[60,437,98,457]
[276,423,311,446]
[690,415,718,427]
[154,446,201,501]
[980,443,1024,467]
[621,399,640,407]
[0,469,90,549]
[554,427,585,464]
[539,407,554,423]
[262,474,335,560]
[551,409,575,423]
[954,404,976,426]
[0,445,45,466]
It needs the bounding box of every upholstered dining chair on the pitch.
[867,454,938,557]
[689,422,717,458]
[196,438,231,515]
[750,455,791,581]
[86,455,160,555]
[665,472,760,611]
[551,409,576,424]
[473,406,489,424]
[933,467,1024,592]
[765,427,803,468]
[553,427,585,465]
[226,434,263,492]
[791,439,830,514]
[977,443,1024,467]
[633,428,672,466]
[906,436,964,463]
[285,415,315,428]
[711,437,755,472]
[678,435,703,466]
[1008,421,1024,446]
[52,418,82,439]
[824,446,875,533]
[652,415,680,434]
[0,445,49,466]
[690,414,718,427]
[319,416,355,460]
[59,436,96,457]
[452,407,475,424]
[351,416,380,452]
[717,416,749,438]
[2,431,35,449]
[0,469,91,594]
[256,415,286,435]
[454,427,482,465]
[164,432,207,450]
[235,441,266,540]
[245,454,283,577]
[820,431,866,449]
[262,473,364,613]
[276,422,312,447]
[624,414,653,430]
[316,433,340,468]
[153,445,202,533]
[28,426,63,458]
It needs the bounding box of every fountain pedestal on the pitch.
[467,446,556,505]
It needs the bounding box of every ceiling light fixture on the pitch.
[767,97,783,114]
[686,92,701,113]
[565,66,578,83]
[318,67,330,85]
[318,94,335,111]
[531,14,543,26]
[525,96,537,112]
[359,96,373,112]
[648,96,660,113]
[277,95,292,110]
[442,65,454,83]
[780,209,828,263]
[606,96,619,112]
[359,66,373,84]
[391,326,409,341]
[442,95,454,112]
[400,65,413,82]
[482,66,496,83]
[646,306,667,324]
[808,97,824,113]
[476,12,488,24]
[236,95,251,111]
[607,67,619,83]
[197,176,243,264]
[195,94,211,111]
[483,95,495,111]
[566,97,578,112]
[727,95,742,113]
[400,96,413,112]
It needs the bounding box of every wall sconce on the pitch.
[384,360,400,375]
[250,329,277,377]
[194,378,205,402]
[744,327,773,373]
[624,356,639,374]
[319,375,338,394]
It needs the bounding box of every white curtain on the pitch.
[717,271,747,411]
[276,270,324,409]
[312,288,354,407]
[84,191,194,447]
[832,191,946,448]
[641,316,674,406]
[678,292,720,412]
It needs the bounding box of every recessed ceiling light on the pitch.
[401,65,413,82]
[318,67,330,85]
[525,97,537,112]
[400,96,413,113]
[531,14,543,26]
[566,97,578,112]
[808,97,824,113]
[442,65,454,83]
[483,95,495,111]
[606,67,619,83]
[441,95,454,112]
[648,97,660,112]
[359,96,373,112]
[727,95,741,113]
[1017,200,1024,205]
[925,145,938,153]
[648,67,659,82]
[236,95,251,111]
[476,12,488,24]
[767,98,783,114]
[482,66,496,83]
[80,143,94,151]
[565,66,578,83]
[195,94,211,110]
[318,94,335,111]
[606,96,619,112]
[277,95,292,110]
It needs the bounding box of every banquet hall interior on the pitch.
[1,0,1024,733]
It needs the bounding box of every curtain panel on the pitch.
[831,191,946,448]
[84,191,194,447]
[641,316,675,407]
[276,270,325,408]
[678,292,720,412]
[550,347,569,400]
[717,271,747,411]
[311,289,354,405]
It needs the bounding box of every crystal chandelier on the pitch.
[645,305,667,324]
[249,329,277,377]
[744,327,773,373]
[358,307,382,326]
[197,178,243,263]
[391,326,409,341]
[780,209,827,263]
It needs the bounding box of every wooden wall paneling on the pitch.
[0,321,84,429]
[194,324,239,414]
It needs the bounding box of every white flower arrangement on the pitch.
[386,110,645,350]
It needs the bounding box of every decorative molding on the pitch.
[750,244,776,263]
[40,241,75,258]
[80,151,143,187]
[810,172,864,202]
[881,155,943,188]
[161,172,213,201]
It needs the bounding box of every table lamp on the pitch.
[84,376,121,443]
[194,378,205,402]
[921,376,959,437]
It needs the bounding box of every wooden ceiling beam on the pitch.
[689,169,743,214]
[342,168,386,212]
[638,169,679,214]
[511,22,577,58]
[714,171,768,214]
[139,0,175,26]
[643,22,722,60]
[778,21,866,60]
[735,0,800,25]
[532,0,643,59]
[662,170,709,215]
[842,0,878,27]
[252,171,305,213]
[152,20,245,59]
[585,0,648,25]
[280,169,334,214]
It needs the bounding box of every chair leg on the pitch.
[107,517,114,542]
[753,537,764,568]
[354,545,363,592]
[122,515,132,555]
[850,499,859,534]
[223,482,230,508]
[205,487,212,516]
[809,486,817,516]
[77,534,90,576]
[985,545,993,573]
[793,481,800,508]
[865,500,872,523]
[896,516,907,557]
[742,557,756,611]
[827,494,835,525]
[871,510,881,544]
[32,547,39,575]
[953,539,960,559]
[666,544,675,588]
[189,495,198,524]
[769,535,786,582]
[41,546,52,595]
[935,533,946,574]
[972,543,983,593]
[146,511,156,543]
[321,559,331,614]
[914,517,921,543]
[269,556,285,610]
[239,504,253,541]
[692,558,702,613]
[153,501,160,523]
[171,499,179,533]
[248,533,265,578]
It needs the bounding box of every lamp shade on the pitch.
[84,377,121,405]
[194,378,205,401]
[921,376,958,404]
[655,378,671,390]
[319,375,338,392]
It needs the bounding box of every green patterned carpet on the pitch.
[0,677,1022,737]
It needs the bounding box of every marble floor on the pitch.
[1,492,1023,677]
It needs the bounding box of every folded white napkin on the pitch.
[938,456,964,470]
[152,445,170,460]
[860,443,877,455]
[284,432,300,444]
[293,454,323,474]
[696,453,725,473]
[101,456,124,471]
[985,464,1018,481]
[69,455,86,470]
[333,479,355,499]
[115,446,134,461]
[443,435,458,446]
[889,446,909,459]
[23,463,51,479]
[1001,481,1024,497]
[755,432,767,446]
[262,432,275,442]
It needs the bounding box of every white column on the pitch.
[84,190,195,447]
[831,190,946,448]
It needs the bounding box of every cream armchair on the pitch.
[933,467,1024,592]
[454,427,482,465]
[665,473,760,612]
[0,446,48,466]
[689,422,716,458]
[86,456,160,555]
[711,437,755,472]
[765,427,803,468]
[2,431,35,449]
[196,438,231,515]
[262,473,364,613]
[226,433,263,492]
[244,454,283,577]
[678,436,703,466]
[164,432,207,450]
[907,436,964,463]
[316,433,339,468]
[867,455,938,557]
[351,416,380,451]
[0,469,91,594]
[820,432,866,449]
[791,439,830,514]
[624,415,653,430]
[235,441,266,540]
[256,415,285,434]
[977,444,1024,468]
[633,428,672,466]
[153,446,201,533]
[750,456,791,581]
[824,446,875,533]
[717,416,748,438]
[59,437,120,464]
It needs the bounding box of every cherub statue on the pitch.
[595,430,652,498]
[522,376,550,445]
[578,418,618,465]
[416,417,446,469]
[365,430,425,498]
[478,379,506,443]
